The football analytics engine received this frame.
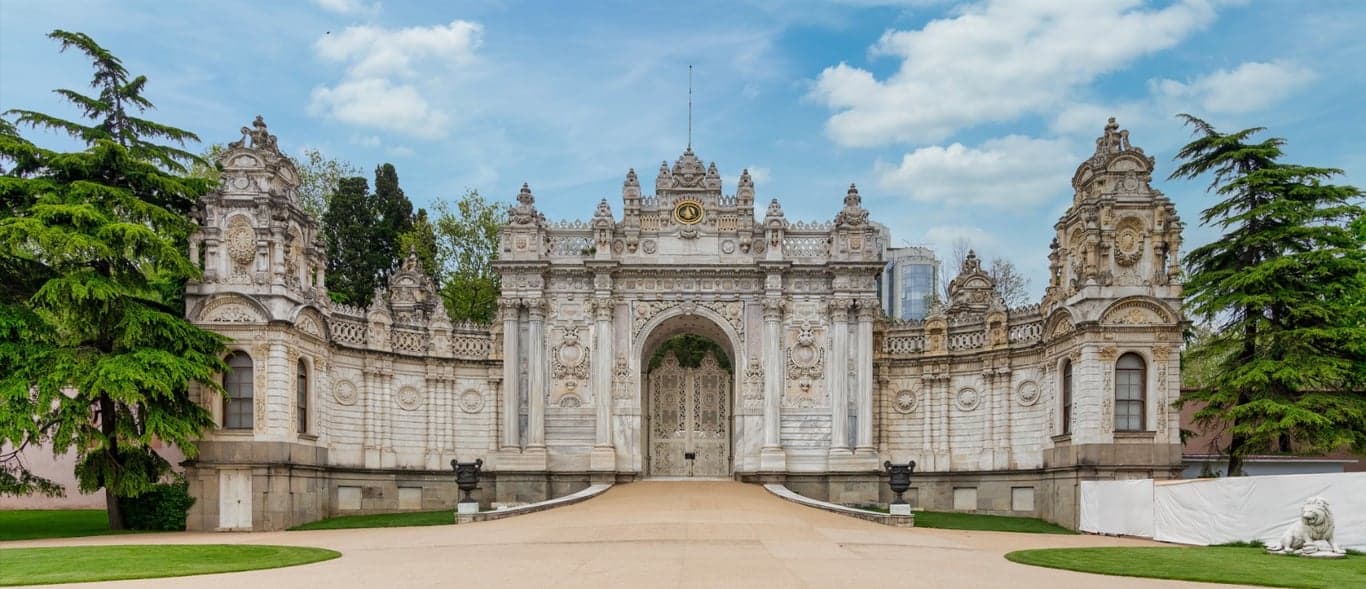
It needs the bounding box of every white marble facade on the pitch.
[183,117,1185,531]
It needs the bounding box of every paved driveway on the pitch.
[11,481,1251,588]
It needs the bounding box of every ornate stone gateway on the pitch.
[648,351,731,477]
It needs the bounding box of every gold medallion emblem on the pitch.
[673,200,704,225]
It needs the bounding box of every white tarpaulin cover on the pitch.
[1079,479,1154,537]
[1153,472,1366,551]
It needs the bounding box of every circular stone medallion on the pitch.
[955,387,980,411]
[333,380,358,406]
[459,389,484,413]
[893,390,918,414]
[1016,381,1040,406]
[396,386,422,411]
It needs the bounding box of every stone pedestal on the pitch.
[589,446,616,472]
[890,503,911,516]
[760,446,787,472]
[457,502,479,515]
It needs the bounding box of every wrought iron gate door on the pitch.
[648,352,730,477]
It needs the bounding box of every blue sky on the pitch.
[3,0,1364,297]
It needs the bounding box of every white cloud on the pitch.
[310,78,449,138]
[876,135,1075,208]
[316,20,482,78]
[811,0,1218,146]
[351,134,381,147]
[309,20,483,138]
[1151,60,1316,114]
[312,0,380,17]
[746,165,771,185]
[386,145,416,158]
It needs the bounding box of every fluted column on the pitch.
[526,298,547,448]
[500,299,521,449]
[592,298,613,447]
[762,296,784,449]
[828,298,853,453]
[855,298,876,453]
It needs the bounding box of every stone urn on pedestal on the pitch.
[451,458,483,515]
[885,460,916,516]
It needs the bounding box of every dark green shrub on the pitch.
[119,477,196,531]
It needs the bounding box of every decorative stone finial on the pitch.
[624,168,639,188]
[509,182,544,226]
[228,115,281,155]
[765,198,784,219]
[1095,116,1132,154]
[835,183,869,227]
[594,198,613,218]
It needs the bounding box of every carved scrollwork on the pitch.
[551,326,590,379]
[893,389,918,414]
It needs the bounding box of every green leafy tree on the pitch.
[192,146,357,221]
[321,176,380,305]
[373,163,413,286]
[0,31,226,528]
[1171,114,1366,476]
[435,189,506,324]
[399,208,441,280]
[297,148,361,220]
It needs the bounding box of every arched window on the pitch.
[224,352,253,429]
[297,359,309,434]
[1062,359,1073,435]
[1115,353,1146,431]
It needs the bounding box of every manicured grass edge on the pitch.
[287,509,454,531]
[0,545,341,587]
[1004,546,1364,589]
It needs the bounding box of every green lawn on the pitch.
[288,509,454,531]
[1006,546,1366,589]
[851,504,1075,534]
[914,510,1076,534]
[0,510,135,542]
[0,544,340,586]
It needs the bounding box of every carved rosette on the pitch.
[334,379,358,405]
[955,387,980,411]
[396,386,422,411]
[1016,381,1040,406]
[893,389,918,414]
[459,389,484,413]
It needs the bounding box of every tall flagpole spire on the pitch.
[687,64,693,149]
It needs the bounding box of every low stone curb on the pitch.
[456,483,612,524]
[763,484,915,527]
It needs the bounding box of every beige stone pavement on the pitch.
[7,481,1256,588]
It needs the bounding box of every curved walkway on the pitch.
[11,481,1253,588]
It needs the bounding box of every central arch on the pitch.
[635,309,743,478]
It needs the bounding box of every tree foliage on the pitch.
[988,257,1031,307]
[1171,114,1366,475]
[0,31,225,528]
[321,176,379,305]
[296,148,361,219]
[399,208,440,279]
[434,189,505,324]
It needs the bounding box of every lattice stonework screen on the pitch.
[648,352,731,477]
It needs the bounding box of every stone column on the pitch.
[500,299,521,449]
[854,299,876,453]
[761,296,785,450]
[525,298,547,448]
[828,298,852,454]
[590,297,616,473]
[592,298,614,446]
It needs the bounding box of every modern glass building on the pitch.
[880,246,940,321]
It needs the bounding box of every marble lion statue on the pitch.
[1265,496,1345,557]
